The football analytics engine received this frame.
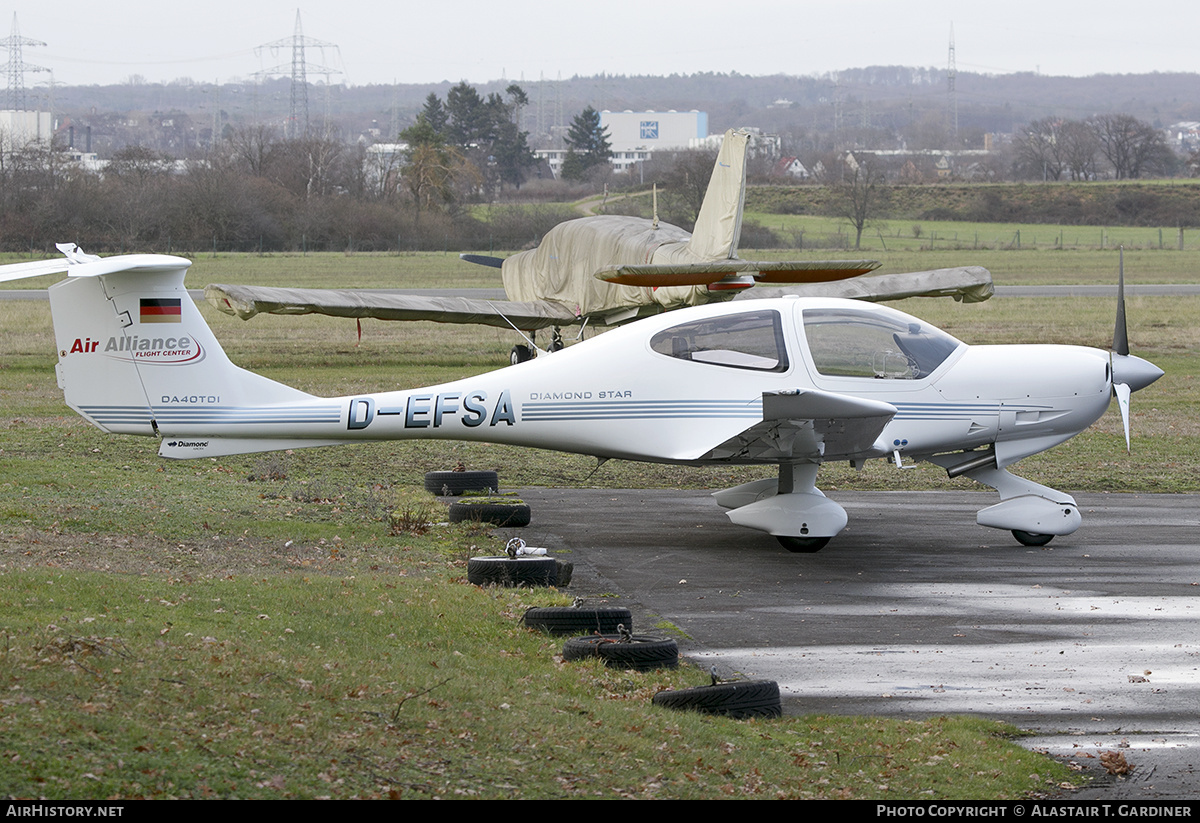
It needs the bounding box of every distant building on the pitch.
[772,156,808,179]
[599,110,708,153]
[535,110,708,180]
[1167,122,1200,153]
[60,148,104,173]
[0,110,53,147]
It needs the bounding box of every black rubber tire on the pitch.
[424,470,499,496]
[522,606,632,636]
[448,501,531,527]
[510,345,534,365]
[1012,530,1055,547]
[652,680,782,719]
[777,535,831,553]
[561,635,678,671]
[467,556,557,587]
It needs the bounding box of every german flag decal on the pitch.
[140,298,182,324]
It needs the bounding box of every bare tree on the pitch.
[1059,120,1100,181]
[832,155,888,250]
[1015,118,1067,181]
[227,124,279,177]
[1089,114,1173,180]
[656,148,718,228]
[103,145,174,247]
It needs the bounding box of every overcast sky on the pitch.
[11,0,1199,89]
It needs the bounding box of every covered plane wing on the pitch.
[206,265,993,329]
[205,284,581,330]
[738,265,994,305]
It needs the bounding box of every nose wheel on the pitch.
[776,535,831,553]
[1012,530,1054,547]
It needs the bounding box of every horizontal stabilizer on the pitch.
[593,259,880,288]
[206,283,581,330]
[0,257,73,283]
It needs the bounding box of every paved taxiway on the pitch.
[514,488,1200,798]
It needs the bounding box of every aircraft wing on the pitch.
[205,284,581,331]
[205,265,992,331]
[737,266,994,304]
[593,259,880,288]
[692,389,896,463]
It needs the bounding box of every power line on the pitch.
[947,22,959,140]
[0,13,49,112]
[254,10,340,138]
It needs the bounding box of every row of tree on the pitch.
[1014,114,1176,181]
[1,98,1194,255]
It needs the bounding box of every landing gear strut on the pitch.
[510,327,565,365]
[718,464,847,553]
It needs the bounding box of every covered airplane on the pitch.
[5,246,1159,552]
[205,129,993,363]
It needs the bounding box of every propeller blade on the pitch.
[1113,247,1129,357]
[1106,250,1163,452]
[1114,382,1132,452]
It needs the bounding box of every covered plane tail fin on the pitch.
[46,254,318,453]
[685,129,749,260]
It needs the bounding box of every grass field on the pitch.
[5,237,1199,291]
[743,212,1200,258]
[2,247,1196,798]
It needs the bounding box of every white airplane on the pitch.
[204,129,992,363]
[5,245,1161,552]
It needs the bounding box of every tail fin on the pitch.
[685,129,749,260]
[48,254,316,449]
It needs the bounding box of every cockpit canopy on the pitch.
[649,309,789,373]
[802,307,963,380]
[645,300,964,381]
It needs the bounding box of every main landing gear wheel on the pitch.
[776,535,831,553]
[510,344,534,365]
[1012,530,1054,547]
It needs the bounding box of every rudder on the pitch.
[48,255,312,438]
